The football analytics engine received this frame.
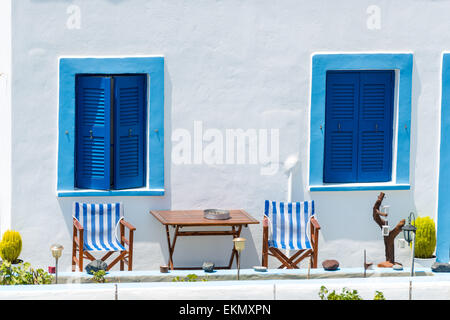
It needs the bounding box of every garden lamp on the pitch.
[402,212,416,300]
[233,237,246,280]
[403,212,417,245]
[50,244,64,284]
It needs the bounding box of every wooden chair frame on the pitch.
[262,215,320,269]
[72,218,136,272]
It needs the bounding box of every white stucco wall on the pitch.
[0,0,12,234]
[8,0,443,271]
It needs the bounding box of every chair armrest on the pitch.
[120,219,136,231]
[311,216,321,230]
[73,218,83,231]
[263,215,269,227]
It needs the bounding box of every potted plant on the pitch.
[0,230,23,265]
[413,216,436,268]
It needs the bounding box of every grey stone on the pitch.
[431,262,450,272]
[202,262,215,273]
[253,266,268,272]
[393,264,403,270]
[322,259,339,271]
[85,259,108,275]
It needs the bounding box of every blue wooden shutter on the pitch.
[75,76,111,190]
[323,72,359,183]
[113,75,146,189]
[357,71,394,182]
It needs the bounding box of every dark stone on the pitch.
[322,259,339,271]
[202,262,215,273]
[85,259,108,275]
[431,262,450,272]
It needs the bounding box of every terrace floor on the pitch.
[58,267,433,283]
[0,267,448,300]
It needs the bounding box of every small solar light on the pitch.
[50,244,64,284]
[233,238,246,280]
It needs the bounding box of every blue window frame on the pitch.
[324,70,395,183]
[436,52,450,262]
[75,74,147,190]
[309,53,413,192]
[57,57,164,197]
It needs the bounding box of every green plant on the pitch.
[319,286,386,300]
[319,286,362,300]
[92,270,107,283]
[0,230,22,263]
[414,216,436,258]
[0,261,53,285]
[172,273,208,282]
[374,291,386,300]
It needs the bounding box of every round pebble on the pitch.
[253,266,268,272]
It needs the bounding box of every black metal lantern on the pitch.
[403,212,416,244]
[402,211,417,300]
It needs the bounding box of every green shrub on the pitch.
[319,286,386,300]
[319,286,362,300]
[374,291,386,300]
[414,216,436,258]
[172,274,208,282]
[0,261,53,285]
[92,270,107,283]
[0,230,22,263]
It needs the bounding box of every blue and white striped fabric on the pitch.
[264,200,315,250]
[73,202,125,252]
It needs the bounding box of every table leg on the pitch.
[165,225,180,270]
[227,225,242,269]
[170,226,180,270]
[165,225,173,269]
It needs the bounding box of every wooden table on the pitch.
[150,210,259,270]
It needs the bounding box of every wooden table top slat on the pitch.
[150,209,259,226]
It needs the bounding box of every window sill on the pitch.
[57,188,165,197]
[309,183,410,192]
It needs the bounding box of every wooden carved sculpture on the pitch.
[373,192,405,266]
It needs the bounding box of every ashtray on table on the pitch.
[203,209,230,220]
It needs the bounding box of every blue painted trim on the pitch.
[310,184,410,192]
[436,53,450,263]
[57,189,164,197]
[310,53,413,188]
[57,57,165,196]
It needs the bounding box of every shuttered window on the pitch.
[75,74,146,190]
[113,76,146,189]
[323,70,394,183]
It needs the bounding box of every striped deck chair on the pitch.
[262,200,321,269]
[72,202,136,272]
